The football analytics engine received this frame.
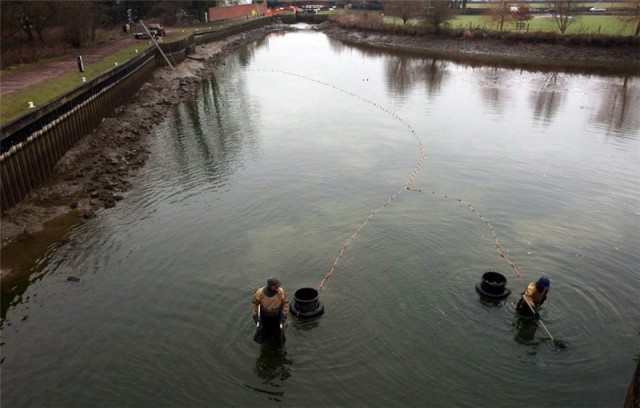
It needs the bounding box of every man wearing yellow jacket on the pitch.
[516,276,550,318]
[252,277,289,345]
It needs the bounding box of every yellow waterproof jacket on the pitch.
[252,287,289,318]
[522,282,548,309]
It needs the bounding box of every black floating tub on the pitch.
[290,287,325,318]
[475,270,511,300]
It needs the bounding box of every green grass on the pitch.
[0,17,268,124]
[367,8,637,35]
[1,43,151,125]
[451,15,637,35]
[464,2,625,10]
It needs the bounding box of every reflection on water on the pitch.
[594,76,640,136]
[162,74,258,193]
[384,56,449,97]
[513,316,542,345]
[530,72,564,123]
[291,316,322,332]
[478,67,508,115]
[330,35,639,140]
[0,213,78,321]
[379,49,639,138]
[249,345,293,402]
[237,36,268,67]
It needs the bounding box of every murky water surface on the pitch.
[2,27,639,407]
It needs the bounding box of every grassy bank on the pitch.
[0,17,266,125]
[451,15,638,36]
[1,43,150,125]
[337,9,639,42]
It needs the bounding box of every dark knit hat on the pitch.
[536,276,550,291]
[267,277,281,287]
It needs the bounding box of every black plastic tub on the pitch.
[290,287,325,318]
[475,271,511,300]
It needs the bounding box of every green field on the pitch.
[451,15,637,35]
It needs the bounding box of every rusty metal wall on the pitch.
[0,20,274,212]
[0,51,156,211]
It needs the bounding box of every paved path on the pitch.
[0,37,137,96]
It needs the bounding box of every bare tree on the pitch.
[147,1,181,25]
[0,2,25,41]
[487,0,513,31]
[1,1,56,44]
[422,0,456,33]
[618,0,640,35]
[512,2,533,26]
[550,0,580,34]
[55,1,99,47]
[384,0,425,24]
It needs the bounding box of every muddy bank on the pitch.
[2,21,638,284]
[0,24,282,284]
[317,22,640,75]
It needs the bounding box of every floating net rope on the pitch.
[408,189,523,279]
[252,70,426,292]
[251,69,523,291]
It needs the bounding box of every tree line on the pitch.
[379,0,639,35]
[0,1,243,48]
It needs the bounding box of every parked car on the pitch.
[133,31,150,39]
[589,7,606,12]
[147,23,166,37]
[131,22,154,39]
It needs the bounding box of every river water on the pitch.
[2,26,639,407]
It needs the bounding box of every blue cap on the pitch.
[536,276,550,289]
